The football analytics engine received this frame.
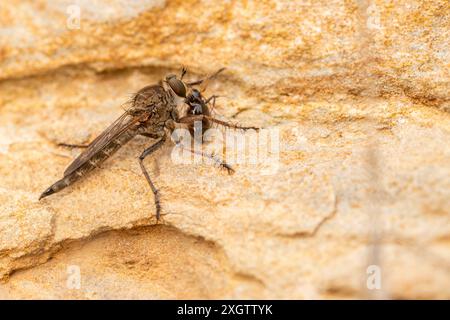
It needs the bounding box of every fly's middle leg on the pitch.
[178,115,260,131]
[138,135,166,221]
[176,142,234,175]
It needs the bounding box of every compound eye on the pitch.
[167,77,186,97]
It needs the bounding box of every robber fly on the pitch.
[39,68,258,220]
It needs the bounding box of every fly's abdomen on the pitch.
[39,128,139,200]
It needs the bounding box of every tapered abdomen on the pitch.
[39,128,140,200]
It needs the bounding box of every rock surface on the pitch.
[0,0,449,299]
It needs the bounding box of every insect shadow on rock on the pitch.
[39,68,260,221]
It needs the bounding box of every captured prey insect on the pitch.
[182,67,222,139]
[179,68,259,140]
[39,68,259,220]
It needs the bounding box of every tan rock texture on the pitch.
[0,0,449,299]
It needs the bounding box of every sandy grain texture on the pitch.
[0,0,449,299]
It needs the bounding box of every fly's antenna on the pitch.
[180,66,187,80]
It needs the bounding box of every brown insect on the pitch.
[39,68,258,220]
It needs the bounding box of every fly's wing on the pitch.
[63,110,145,177]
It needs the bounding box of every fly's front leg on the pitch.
[178,115,260,131]
[138,135,166,221]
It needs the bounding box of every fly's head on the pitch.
[163,73,192,123]
[165,72,208,116]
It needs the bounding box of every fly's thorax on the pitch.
[133,85,171,109]
[132,84,176,119]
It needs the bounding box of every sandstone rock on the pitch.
[0,0,448,299]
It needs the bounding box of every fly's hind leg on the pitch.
[138,135,166,221]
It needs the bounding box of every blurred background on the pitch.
[0,0,448,299]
